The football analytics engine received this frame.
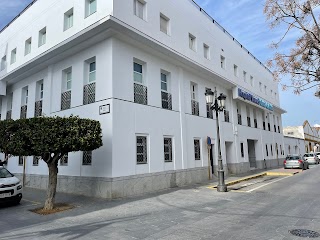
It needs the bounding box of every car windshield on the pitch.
[286,156,300,160]
[0,168,13,178]
[304,153,314,157]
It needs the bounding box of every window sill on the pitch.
[85,11,97,19]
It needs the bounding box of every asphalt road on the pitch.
[1,166,320,240]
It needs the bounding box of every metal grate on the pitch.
[289,229,320,238]
[83,82,96,105]
[60,153,68,166]
[194,139,201,160]
[254,119,258,128]
[33,156,41,166]
[82,151,92,165]
[134,83,148,105]
[263,121,266,130]
[61,91,71,110]
[136,136,147,164]
[18,156,24,166]
[206,103,213,119]
[268,123,271,131]
[274,125,277,132]
[278,126,280,133]
[34,100,42,117]
[191,100,199,116]
[6,110,12,120]
[224,110,230,122]
[20,105,27,119]
[164,138,173,162]
[247,117,251,127]
[237,114,242,125]
[161,91,172,110]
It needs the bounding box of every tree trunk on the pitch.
[44,161,58,210]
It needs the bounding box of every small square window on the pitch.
[134,0,146,20]
[189,34,196,51]
[25,38,32,56]
[160,13,169,35]
[0,56,6,71]
[204,44,210,59]
[220,55,225,69]
[250,76,254,86]
[86,0,97,17]
[234,65,238,77]
[10,48,16,64]
[64,8,74,31]
[38,27,46,47]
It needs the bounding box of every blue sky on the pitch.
[0,0,319,126]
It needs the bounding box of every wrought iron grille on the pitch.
[263,121,266,130]
[191,100,199,116]
[34,100,42,117]
[164,138,173,162]
[278,126,280,133]
[83,82,96,105]
[134,83,148,105]
[194,139,201,160]
[61,91,71,110]
[33,156,41,166]
[254,119,258,128]
[82,151,92,165]
[6,110,12,120]
[237,114,242,125]
[268,123,271,131]
[20,105,27,119]
[247,117,251,127]
[161,91,172,110]
[274,125,277,132]
[224,110,230,122]
[136,136,147,164]
[206,104,213,119]
[18,156,24,166]
[60,153,68,166]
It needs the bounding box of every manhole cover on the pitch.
[289,229,320,238]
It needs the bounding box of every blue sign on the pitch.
[207,136,211,145]
[238,88,273,111]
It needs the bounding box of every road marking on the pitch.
[246,175,291,193]
[22,199,41,205]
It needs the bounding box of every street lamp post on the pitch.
[205,87,227,192]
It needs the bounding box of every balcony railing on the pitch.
[161,91,172,110]
[20,105,27,119]
[83,83,96,105]
[61,91,71,110]
[134,83,148,105]
[34,100,42,117]
[191,100,199,116]
[6,110,12,120]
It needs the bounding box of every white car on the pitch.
[0,167,22,204]
[303,153,319,165]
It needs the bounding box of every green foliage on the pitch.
[0,116,103,160]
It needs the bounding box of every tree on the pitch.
[264,0,320,94]
[0,116,103,210]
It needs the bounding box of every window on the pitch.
[0,56,6,71]
[89,61,96,82]
[10,48,16,64]
[65,69,72,91]
[82,151,92,165]
[25,38,32,55]
[204,44,210,59]
[250,76,254,86]
[33,156,40,166]
[20,87,28,119]
[134,0,146,20]
[224,110,230,122]
[190,83,199,116]
[18,156,24,166]
[237,103,242,125]
[164,137,173,162]
[275,92,277,99]
[240,143,244,157]
[86,0,97,17]
[189,34,196,51]
[194,139,201,160]
[161,72,172,110]
[220,55,225,69]
[270,89,273,97]
[234,65,238,77]
[253,109,257,128]
[64,8,74,31]
[133,61,147,105]
[264,85,267,94]
[60,154,68,166]
[6,93,13,120]
[136,136,147,164]
[271,144,273,156]
[259,82,262,92]
[243,71,247,82]
[38,27,46,47]
[160,13,169,35]
[61,68,72,110]
[205,87,213,119]
[84,58,96,104]
[246,106,251,127]
[35,80,43,117]
[266,145,269,156]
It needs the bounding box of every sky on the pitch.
[0,0,319,127]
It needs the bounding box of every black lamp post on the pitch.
[205,87,227,192]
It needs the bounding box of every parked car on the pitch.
[284,154,309,170]
[303,153,319,165]
[0,166,22,205]
[314,152,320,161]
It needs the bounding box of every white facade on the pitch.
[0,0,286,197]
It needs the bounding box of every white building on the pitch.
[0,0,286,198]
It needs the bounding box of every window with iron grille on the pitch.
[247,117,251,127]
[61,91,71,110]
[82,151,92,165]
[18,156,24,166]
[164,137,173,162]
[20,105,27,119]
[136,136,147,164]
[6,93,13,120]
[278,126,280,133]
[266,145,269,156]
[237,113,242,125]
[190,83,199,116]
[194,139,201,160]
[263,121,266,130]
[33,156,41,166]
[161,72,172,110]
[134,83,148,105]
[271,144,273,156]
[6,110,12,120]
[224,110,230,122]
[268,123,271,131]
[274,125,277,132]
[34,100,42,117]
[191,100,199,116]
[206,103,213,119]
[254,119,258,128]
[83,82,96,105]
[240,143,244,157]
[60,153,68,166]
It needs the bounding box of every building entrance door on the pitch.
[247,140,256,169]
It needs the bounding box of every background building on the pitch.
[0,0,286,198]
